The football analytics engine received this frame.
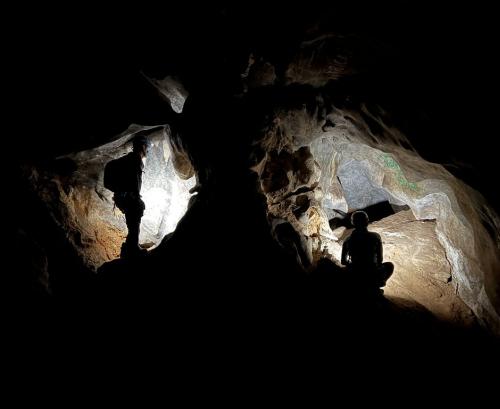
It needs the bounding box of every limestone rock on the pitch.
[285,34,355,86]
[370,210,476,325]
[145,75,189,113]
[31,126,195,270]
[257,94,500,333]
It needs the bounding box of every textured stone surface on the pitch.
[24,29,500,335]
[31,126,195,270]
[146,75,189,113]
[337,159,391,210]
[256,93,500,333]
[284,34,355,86]
[371,210,476,325]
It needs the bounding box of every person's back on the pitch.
[103,149,144,196]
[114,152,143,194]
[341,211,393,290]
[343,229,382,268]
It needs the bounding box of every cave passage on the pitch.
[17,10,499,344]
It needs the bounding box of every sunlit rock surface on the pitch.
[29,125,194,270]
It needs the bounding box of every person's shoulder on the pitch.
[121,151,135,160]
[110,152,131,163]
[369,231,382,240]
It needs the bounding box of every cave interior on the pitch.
[10,4,500,366]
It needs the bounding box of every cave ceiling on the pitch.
[13,4,499,211]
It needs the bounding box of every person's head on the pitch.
[132,135,148,158]
[351,210,369,228]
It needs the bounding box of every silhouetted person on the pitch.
[341,210,394,292]
[104,135,148,258]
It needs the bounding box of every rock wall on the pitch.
[256,98,500,332]
[239,32,500,333]
[24,30,500,334]
[30,125,194,271]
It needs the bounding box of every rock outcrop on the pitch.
[255,94,500,333]
[372,210,476,325]
[29,125,194,270]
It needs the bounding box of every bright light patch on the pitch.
[141,187,170,239]
[137,135,195,248]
